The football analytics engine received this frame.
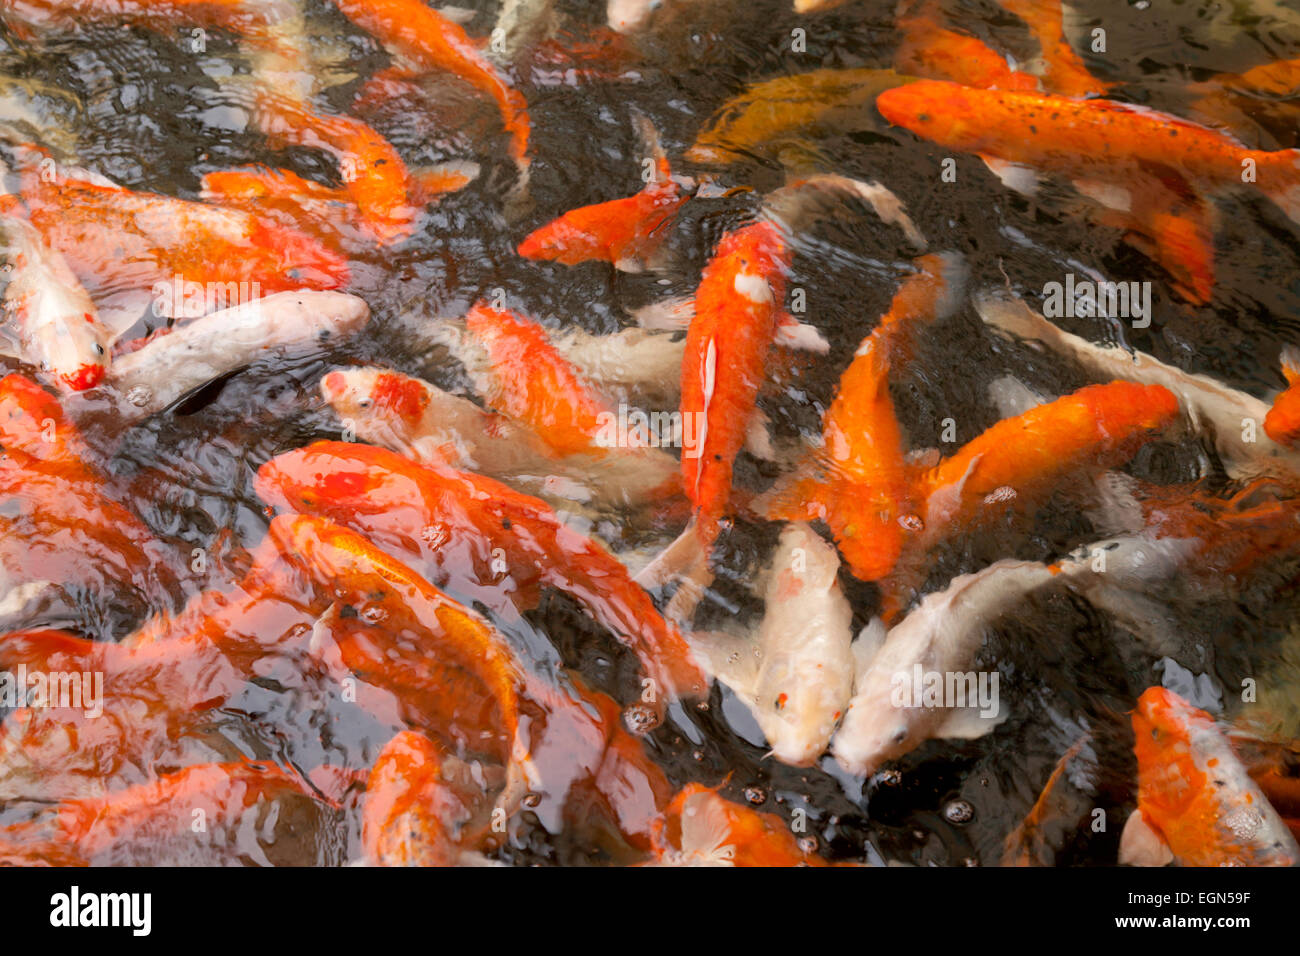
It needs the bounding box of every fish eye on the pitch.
[94,343,105,356]
[358,399,371,408]
[892,728,907,745]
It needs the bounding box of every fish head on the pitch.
[755,661,847,766]
[256,441,417,517]
[516,217,591,263]
[35,304,111,392]
[832,675,919,776]
[875,81,971,142]
[321,367,429,428]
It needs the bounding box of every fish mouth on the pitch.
[59,363,107,391]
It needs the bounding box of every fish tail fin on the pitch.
[633,521,716,628]
[410,160,480,203]
[974,290,1060,345]
[761,175,926,249]
[750,455,829,524]
[630,107,672,186]
[1260,150,1300,225]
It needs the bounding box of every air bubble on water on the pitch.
[522,792,542,809]
[692,749,705,762]
[898,514,924,532]
[797,836,818,854]
[126,384,152,407]
[876,768,903,786]
[743,786,766,805]
[360,605,387,624]
[943,799,975,824]
[623,703,661,735]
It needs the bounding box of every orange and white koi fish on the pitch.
[832,560,1047,777]
[760,253,964,582]
[255,441,708,708]
[1121,687,1300,866]
[318,366,676,509]
[0,761,320,866]
[517,114,686,272]
[688,523,854,766]
[331,0,530,172]
[0,215,111,391]
[1265,347,1300,447]
[102,290,369,422]
[976,292,1300,481]
[362,730,489,866]
[646,782,826,866]
[10,147,348,306]
[894,6,1038,92]
[996,0,1111,97]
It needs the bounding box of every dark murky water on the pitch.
[2,0,1300,865]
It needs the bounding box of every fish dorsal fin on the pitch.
[851,618,888,685]
[936,704,1006,740]
[774,312,831,353]
[1280,345,1300,385]
[979,155,1040,196]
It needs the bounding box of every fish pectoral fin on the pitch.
[751,462,827,523]
[935,704,1005,741]
[630,296,694,331]
[774,313,831,353]
[1072,176,1134,213]
[987,374,1046,418]
[688,628,760,697]
[850,618,888,685]
[979,155,1040,196]
[435,5,479,25]
[1119,808,1174,867]
[743,409,777,461]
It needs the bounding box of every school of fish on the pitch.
[0,0,1298,867]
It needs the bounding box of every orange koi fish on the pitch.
[332,0,530,171]
[255,441,708,707]
[876,80,1300,224]
[0,0,290,40]
[250,90,420,245]
[647,782,825,866]
[1264,348,1300,447]
[362,730,484,866]
[0,372,93,475]
[1,216,112,391]
[914,381,1180,535]
[12,148,348,304]
[0,761,320,865]
[517,115,686,271]
[894,9,1038,92]
[761,253,964,582]
[463,301,619,458]
[996,0,1111,97]
[1121,687,1299,866]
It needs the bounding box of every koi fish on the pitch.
[685,68,916,168]
[517,114,685,272]
[0,0,295,41]
[688,523,855,766]
[759,253,965,582]
[362,730,486,866]
[894,8,1039,92]
[1121,686,1300,866]
[996,0,1111,97]
[100,290,369,423]
[11,147,349,305]
[0,372,92,473]
[877,80,1300,208]
[249,90,420,245]
[832,560,1052,776]
[876,80,1300,299]
[254,441,708,707]
[976,291,1300,481]
[462,301,624,459]
[1265,347,1300,447]
[0,761,320,865]
[0,215,111,391]
[914,381,1180,539]
[646,782,826,866]
[318,366,677,509]
[427,319,688,412]
[331,0,530,171]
